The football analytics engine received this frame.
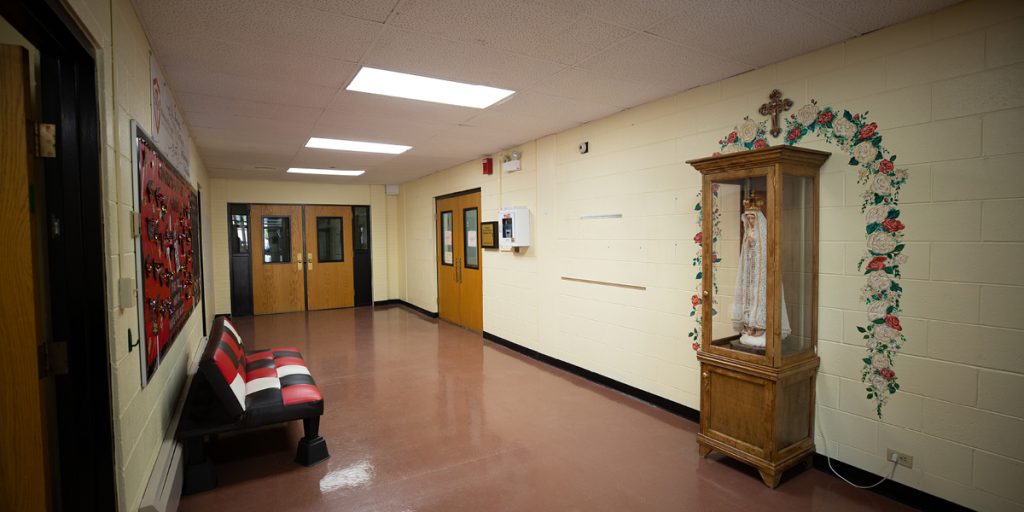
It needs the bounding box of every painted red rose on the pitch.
[867,256,888,271]
[882,219,905,232]
[885,315,902,331]
[853,113,860,120]
[878,159,894,174]
[711,183,719,193]
[753,139,767,149]
[787,127,802,141]
[691,294,701,307]
[694,232,703,245]
[712,152,721,157]
[879,367,895,381]
[692,342,700,351]
[859,122,878,140]
[817,111,833,125]
[727,131,737,143]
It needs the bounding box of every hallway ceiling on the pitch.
[132,0,957,184]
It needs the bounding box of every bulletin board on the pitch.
[132,121,201,385]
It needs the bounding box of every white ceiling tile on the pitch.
[163,65,339,108]
[388,0,634,65]
[270,0,401,23]
[522,0,692,31]
[578,33,749,90]
[462,110,581,147]
[146,32,360,88]
[784,0,960,36]
[532,67,676,107]
[489,91,621,123]
[644,0,855,67]
[177,93,325,124]
[363,27,568,91]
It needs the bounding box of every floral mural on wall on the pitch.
[695,100,909,418]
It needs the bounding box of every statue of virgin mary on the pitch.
[731,200,790,349]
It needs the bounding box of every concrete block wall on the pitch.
[396,1,1024,509]
[63,0,215,509]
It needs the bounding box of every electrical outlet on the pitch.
[886,448,913,468]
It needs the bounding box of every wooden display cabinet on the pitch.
[687,146,830,488]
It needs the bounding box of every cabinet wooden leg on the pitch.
[697,444,713,458]
[759,469,781,489]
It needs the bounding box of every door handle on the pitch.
[296,252,303,271]
[307,252,313,271]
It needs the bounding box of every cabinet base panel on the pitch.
[697,434,814,489]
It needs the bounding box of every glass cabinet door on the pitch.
[706,173,771,363]
[781,173,816,361]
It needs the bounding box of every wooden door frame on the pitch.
[433,188,481,320]
[1,0,116,508]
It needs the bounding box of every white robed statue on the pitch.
[731,196,790,349]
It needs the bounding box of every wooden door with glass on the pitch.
[436,191,482,331]
[305,205,354,310]
[250,204,305,314]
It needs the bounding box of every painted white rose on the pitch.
[867,300,889,321]
[833,117,856,138]
[738,120,759,143]
[865,205,891,224]
[796,104,819,126]
[872,353,890,369]
[867,270,891,291]
[895,253,909,266]
[869,174,893,196]
[854,141,878,163]
[868,232,898,254]
[872,374,888,391]
[873,324,898,343]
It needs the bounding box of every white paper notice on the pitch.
[444,231,453,247]
[444,250,453,264]
[467,230,477,248]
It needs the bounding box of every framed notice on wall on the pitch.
[480,221,498,249]
[132,121,202,385]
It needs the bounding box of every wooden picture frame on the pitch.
[480,221,498,249]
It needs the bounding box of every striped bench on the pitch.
[176,316,328,494]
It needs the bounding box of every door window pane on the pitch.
[464,207,478,269]
[353,206,369,251]
[441,211,453,265]
[317,217,344,262]
[262,216,290,263]
[230,213,249,254]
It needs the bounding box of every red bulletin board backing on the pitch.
[133,122,201,385]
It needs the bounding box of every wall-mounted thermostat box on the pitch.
[499,207,530,251]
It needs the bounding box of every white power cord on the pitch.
[816,404,898,489]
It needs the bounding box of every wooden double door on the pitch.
[436,191,482,331]
[250,204,355,314]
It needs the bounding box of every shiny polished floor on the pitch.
[180,306,910,512]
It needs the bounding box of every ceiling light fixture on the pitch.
[346,67,515,109]
[305,137,412,154]
[286,168,365,176]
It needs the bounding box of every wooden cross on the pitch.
[758,89,793,137]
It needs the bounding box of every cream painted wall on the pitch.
[396,1,1024,509]
[62,0,215,510]
[209,179,390,314]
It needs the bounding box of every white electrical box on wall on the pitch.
[498,207,530,251]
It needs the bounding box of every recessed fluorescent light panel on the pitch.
[347,67,515,109]
[306,137,411,154]
[287,168,365,176]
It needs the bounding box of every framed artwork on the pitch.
[480,221,498,249]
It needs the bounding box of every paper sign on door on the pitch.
[467,230,477,248]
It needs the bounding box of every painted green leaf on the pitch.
[857,326,867,333]
[695,272,702,279]
[849,157,859,166]
[866,222,881,234]
[887,209,900,219]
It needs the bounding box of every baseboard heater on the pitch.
[139,336,208,512]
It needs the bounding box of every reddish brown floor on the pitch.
[180,306,911,512]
